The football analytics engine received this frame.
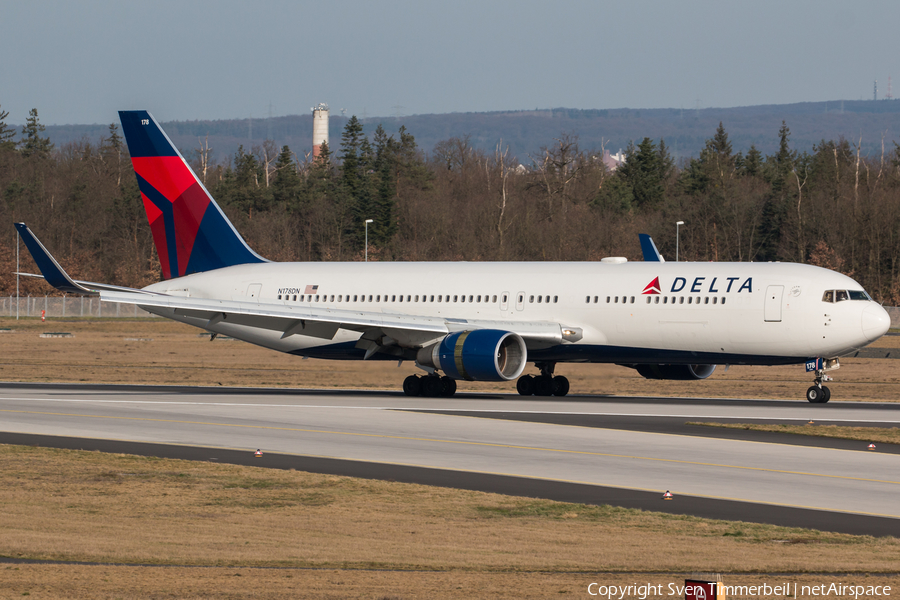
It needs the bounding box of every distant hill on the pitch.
[36,100,900,166]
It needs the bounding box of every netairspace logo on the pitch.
[586,582,893,599]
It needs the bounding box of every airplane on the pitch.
[13,110,892,403]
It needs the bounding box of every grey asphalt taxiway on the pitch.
[1,383,899,537]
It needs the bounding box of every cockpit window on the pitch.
[823,289,872,302]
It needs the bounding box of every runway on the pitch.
[1,382,899,537]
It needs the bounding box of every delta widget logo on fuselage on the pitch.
[642,276,753,295]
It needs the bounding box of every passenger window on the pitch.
[493,295,498,303]
[713,297,717,304]
[688,297,692,304]
[614,296,618,303]
[529,295,534,303]
[338,295,342,302]
[679,297,684,304]
[630,296,634,303]
[704,297,709,304]
[646,297,651,304]
[554,296,558,303]
[368,295,373,302]
[376,295,381,302]
[537,296,542,303]
[663,297,667,304]
[721,297,726,305]
[454,295,458,302]
[655,296,660,304]
[593,296,598,303]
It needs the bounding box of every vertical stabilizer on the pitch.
[119,110,266,279]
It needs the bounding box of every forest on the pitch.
[1,104,900,304]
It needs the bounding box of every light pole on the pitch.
[675,221,684,262]
[364,219,373,262]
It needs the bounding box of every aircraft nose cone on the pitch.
[862,304,891,342]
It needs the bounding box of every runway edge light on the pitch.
[662,490,673,500]
[254,449,263,457]
[868,443,876,450]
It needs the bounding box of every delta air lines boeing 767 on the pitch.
[14,111,891,401]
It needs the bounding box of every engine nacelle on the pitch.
[417,330,527,381]
[635,364,717,380]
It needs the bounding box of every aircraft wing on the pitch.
[639,233,665,262]
[99,289,572,348]
[17,221,574,351]
[14,223,157,296]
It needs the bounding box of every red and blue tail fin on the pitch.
[119,110,266,279]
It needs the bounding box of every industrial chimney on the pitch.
[312,103,329,158]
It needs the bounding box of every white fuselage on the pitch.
[142,260,890,366]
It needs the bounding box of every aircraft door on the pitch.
[500,291,510,311]
[247,283,262,302]
[515,291,525,311]
[764,285,784,322]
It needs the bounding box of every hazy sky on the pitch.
[1,0,897,125]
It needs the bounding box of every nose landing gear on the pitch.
[806,358,838,403]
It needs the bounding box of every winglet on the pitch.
[639,234,665,262]
[14,223,98,295]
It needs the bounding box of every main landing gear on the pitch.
[403,374,457,397]
[517,362,570,397]
[806,359,839,403]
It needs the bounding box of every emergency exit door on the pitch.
[764,285,783,322]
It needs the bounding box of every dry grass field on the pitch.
[0,445,898,599]
[1,317,899,400]
[1,318,899,598]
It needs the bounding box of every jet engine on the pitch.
[417,330,527,381]
[635,364,717,380]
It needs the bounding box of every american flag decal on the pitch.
[304,284,319,294]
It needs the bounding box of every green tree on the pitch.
[271,145,302,207]
[19,108,54,158]
[756,122,795,262]
[0,104,15,151]
[741,145,762,177]
[618,137,663,208]
[216,145,270,217]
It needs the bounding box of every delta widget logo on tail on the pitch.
[642,276,754,294]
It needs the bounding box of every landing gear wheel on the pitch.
[517,375,535,396]
[422,375,443,397]
[440,376,457,397]
[534,375,555,396]
[821,386,831,403]
[403,375,422,396]
[552,376,570,397]
[806,385,826,403]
